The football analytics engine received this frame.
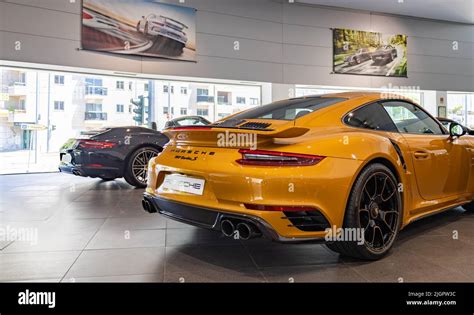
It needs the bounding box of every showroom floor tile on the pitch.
[63,247,166,280]
[0,251,81,282]
[1,173,474,282]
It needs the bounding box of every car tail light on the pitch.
[83,11,93,19]
[244,204,317,212]
[77,140,117,149]
[236,149,325,166]
[85,164,104,168]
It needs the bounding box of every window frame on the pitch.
[116,81,124,90]
[197,108,209,116]
[54,100,65,111]
[54,75,64,85]
[380,99,447,135]
[342,99,448,135]
[116,104,124,113]
[236,97,246,105]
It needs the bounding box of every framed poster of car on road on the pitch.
[81,0,196,61]
[333,28,407,77]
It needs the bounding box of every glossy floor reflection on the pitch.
[1,173,473,282]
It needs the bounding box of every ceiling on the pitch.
[296,0,474,24]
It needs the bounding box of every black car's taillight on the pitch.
[77,140,117,149]
[236,149,325,166]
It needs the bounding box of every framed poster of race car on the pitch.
[333,28,407,77]
[81,0,196,61]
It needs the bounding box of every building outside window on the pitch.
[18,99,26,110]
[197,88,211,102]
[217,91,232,105]
[236,97,246,104]
[85,103,107,120]
[54,101,64,111]
[163,107,174,115]
[116,81,125,90]
[197,108,209,116]
[18,72,26,85]
[54,75,64,85]
[144,83,149,92]
[250,98,259,105]
[85,78,107,95]
[448,93,473,128]
[0,68,264,174]
[163,85,169,93]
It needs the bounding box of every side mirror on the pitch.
[449,123,466,138]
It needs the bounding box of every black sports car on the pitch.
[59,116,209,187]
[371,45,398,62]
[436,117,474,135]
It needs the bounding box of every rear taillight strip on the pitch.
[245,204,317,212]
[77,140,117,149]
[236,149,324,166]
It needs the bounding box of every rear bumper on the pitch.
[59,163,121,179]
[142,193,325,243]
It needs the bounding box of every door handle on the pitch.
[414,151,430,159]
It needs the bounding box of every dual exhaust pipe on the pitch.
[141,198,261,239]
[142,199,157,213]
[221,218,261,240]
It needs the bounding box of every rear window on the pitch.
[230,97,347,121]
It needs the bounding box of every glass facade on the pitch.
[0,67,262,174]
[447,93,473,128]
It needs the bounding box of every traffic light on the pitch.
[131,96,145,124]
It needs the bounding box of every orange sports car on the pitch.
[142,92,474,260]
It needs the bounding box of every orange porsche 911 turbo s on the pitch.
[142,92,474,260]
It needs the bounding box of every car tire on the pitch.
[124,146,161,188]
[462,201,474,212]
[325,163,402,260]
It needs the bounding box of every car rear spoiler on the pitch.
[163,126,310,147]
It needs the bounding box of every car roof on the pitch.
[314,91,404,100]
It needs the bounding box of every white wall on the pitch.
[0,0,473,92]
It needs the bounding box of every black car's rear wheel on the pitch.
[124,147,160,188]
[462,201,474,212]
[326,163,402,260]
